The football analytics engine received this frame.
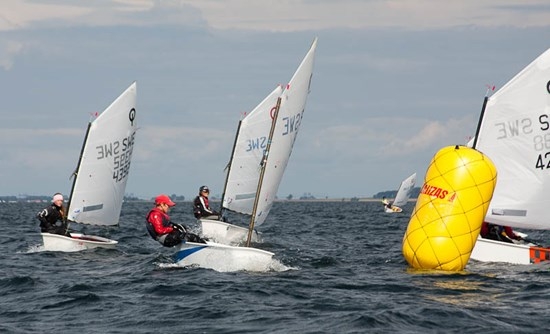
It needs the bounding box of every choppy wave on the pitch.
[1,201,549,333]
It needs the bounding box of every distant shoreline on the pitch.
[1,197,417,204]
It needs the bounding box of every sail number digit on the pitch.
[533,134,550,151]
[113,132,135,182]
[535,152,550,170]
[95,132,136,182]
[533,133,550,170]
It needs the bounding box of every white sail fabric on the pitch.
[67,82,137,226]
[475,48,550,230]
[253,38,317,225]
[392,173,416,207]
[223,85,284,215]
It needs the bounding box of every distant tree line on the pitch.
[0,194,183,203]
[1,189,420,203]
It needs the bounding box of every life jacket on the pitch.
[145,209,171,241]
[193,195,212,218]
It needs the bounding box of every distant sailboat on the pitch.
[469,48,550,264]
[41,82,137,252]
[383,173,416,213]
[174,38,318,271]
[198,37,317,245]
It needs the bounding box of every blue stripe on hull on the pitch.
[174,244,207,262]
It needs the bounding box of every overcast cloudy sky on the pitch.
[1,0,550,200]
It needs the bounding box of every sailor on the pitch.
[480,221,523,243]
[146,194,205,247]
[193,186,220,219]
[382,196,392,210]
[37,193,71,236]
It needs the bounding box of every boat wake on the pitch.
[157,257,293,273]
[22,244,45,253]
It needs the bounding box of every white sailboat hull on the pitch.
[470,236,550,265]
[174,241,274,272]
[384,206,403,213]
[41,232,118,252]
[200,219,259,245]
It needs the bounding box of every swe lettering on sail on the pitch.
[95,131,136,182]
[245,136,267,152]
[494,118,532,140]
[496,115,550,140]
[282,111,304,136]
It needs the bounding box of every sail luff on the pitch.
[66,121,93,224]
[218,120,243,215]
[246,97,281,247]
[472,96,489,150]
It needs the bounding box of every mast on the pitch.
[65,119,93,224]
[472,86,493,149]
[246,97,282,247]
[218,119,243,216]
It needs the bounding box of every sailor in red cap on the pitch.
[146,194,205,246]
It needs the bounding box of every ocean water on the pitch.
[2,201,550,333]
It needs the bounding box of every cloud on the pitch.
[1,0,550,34]
[0,0,202,31]
[0,1,89,31]
[178,0,550,31]
[0,40,24,70]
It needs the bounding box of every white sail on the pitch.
[253,38,317,225]
[392,173,416,208]
[223,85,284,215]
[200,38,317,244]
[474,48,550,230]
[67,82,137,226]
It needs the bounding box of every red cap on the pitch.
[155,194,175,207]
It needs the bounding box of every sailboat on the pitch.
[174,38,317,270]
[383,173,416,213]
[198,37,317,245]
[468,48,550,264]
[41,82,137,252]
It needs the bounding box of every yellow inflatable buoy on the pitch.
[402,145,497,271]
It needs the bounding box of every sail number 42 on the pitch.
[534,134,550,169]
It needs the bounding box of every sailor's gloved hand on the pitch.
[172,224,185,232]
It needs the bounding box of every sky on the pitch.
[1,0,550,200]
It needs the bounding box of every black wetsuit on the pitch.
[37,203,70,236]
